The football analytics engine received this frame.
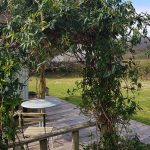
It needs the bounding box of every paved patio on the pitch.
[13,97,150,150]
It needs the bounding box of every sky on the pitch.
[131,0,150,36]
[131,0,150,13]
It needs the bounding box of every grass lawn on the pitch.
[29,75,150,125]
[29,75,82,106]
[132,81,150,125]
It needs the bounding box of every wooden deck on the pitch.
[11,97,150,149]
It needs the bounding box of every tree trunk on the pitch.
[39,65,46,99]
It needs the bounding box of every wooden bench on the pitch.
[18,112,47,127]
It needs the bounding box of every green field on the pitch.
[29,75,150,126]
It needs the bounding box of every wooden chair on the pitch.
[17,111,53,149]
[18,112,46,128]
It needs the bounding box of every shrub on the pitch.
[82,136,150,150]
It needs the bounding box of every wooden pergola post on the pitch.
[72,130,79,150]
[39,139,48,150]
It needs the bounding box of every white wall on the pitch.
[19,67,29,101]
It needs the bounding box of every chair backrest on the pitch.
[18,112,46,127]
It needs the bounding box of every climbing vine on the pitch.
[0,37,22,149]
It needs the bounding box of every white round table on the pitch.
[21,99,57,109]
[21,96,62,109]
[21,96,62,126]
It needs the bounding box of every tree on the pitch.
[68,0,149,148]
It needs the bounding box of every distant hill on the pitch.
[134,38,150,53]
[130,38,150,59]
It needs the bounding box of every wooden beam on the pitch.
[72,130,79,150]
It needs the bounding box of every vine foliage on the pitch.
[0,39,22,149]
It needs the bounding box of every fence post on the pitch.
[39,138,48,150]
[72,130,79,150]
